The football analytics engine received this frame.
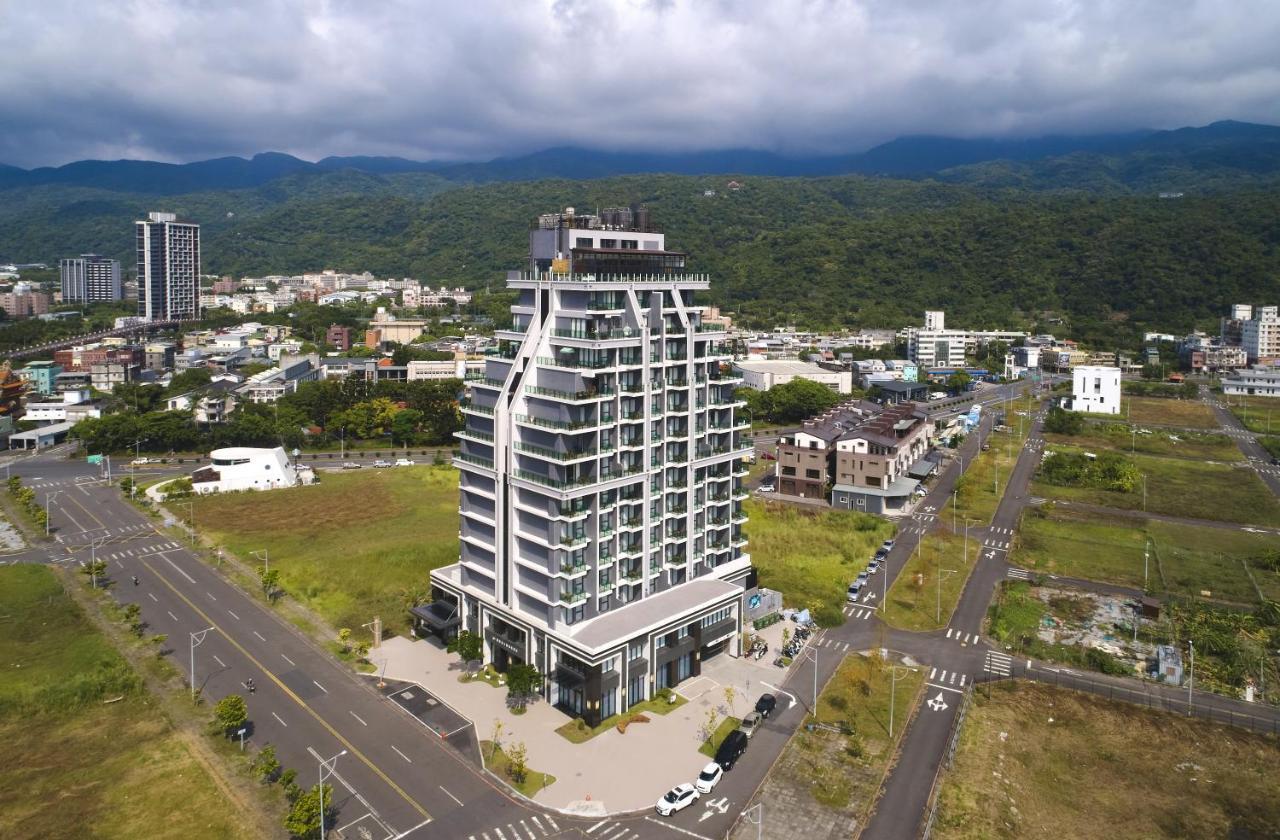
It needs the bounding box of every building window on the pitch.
[677,625,691,640]
[629,642,643,660]
[805,469,821,479]
[576,237,594,248]
[655,636,668,649]
[700,607,731,627]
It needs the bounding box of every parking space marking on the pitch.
[392,745,412,763]
[272,711,288,727]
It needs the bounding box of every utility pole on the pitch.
[318,750,347,840]
[189,626,215,702]
[253,549,269,574]
[1144,540,1150,591]
[1187,639,1195,715]
[187,500,195,546]
[44,489,61,535]
[1142,474,1147,512]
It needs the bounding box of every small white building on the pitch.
[191,447,303,494]
[733,359,854,394]
[1070,365,1122,415]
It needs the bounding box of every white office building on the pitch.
[60,254,122,302]
[190,447,301,494]
[422,208,753,727]
[1221,368,1280,398]
[136,212,200,321]
[904,311,1025,368]
[733,359,854,394]
[1070,365,1122,414]
[1241,306,1280,365]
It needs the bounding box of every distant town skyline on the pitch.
[1,0,1278,168]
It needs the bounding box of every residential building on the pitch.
[54,344,143,373]
[136,211,200,321]
[23,389,101,424]
[904,311,1025,368]
[17,360,62,396]
[1241,306,1280,365]
[144,342,176,372]
[0,291,50,318]
[190,447,303,494]
[830,403,932,515]
[406,359,483,381]
[237,356,318,403]
[1156,645,1183,685]
[1069,365,1122,414]
[422,208,752,727]
[1221,368,1280,398]
[733,359,853,394]
[60,254,122,302]
[326,324,353,351]
[774,401,881,500]
[90,362,140,391]
[874,381,931,404]
[367,310,431,344]
[1004,346,1040,379]
[421,286,473,307]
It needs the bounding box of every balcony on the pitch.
[559,562,590,577]
[664,555,688,568]
[513,413,598,432]
[556,533,589,549]
[515,441,602,463]
[454,452,495,470]
[513,469,596,490]
[526,385,615,402]
[456,428,494,444]
[559,590,588,605]
[460,402,495,416]
[537,355,614,371]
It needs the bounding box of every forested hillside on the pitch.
[3,124,1280,344]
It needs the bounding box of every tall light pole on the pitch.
[44,489,61,535]
[1144,539,1150,591]
[187,500,195,546]
[253,549,269,574]
[937,568,957,623]
[318,749,347,840]
[889,665,917,738]
[190,626,215,702]
[742,803,764,840]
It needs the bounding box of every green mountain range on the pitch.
[2,121,1279,344]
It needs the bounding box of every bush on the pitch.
[1040,450,1140,492]
[1044,406,1085,435]
[753,612,781,630]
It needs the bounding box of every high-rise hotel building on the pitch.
[423,208,754,725]
[136,211,200,321]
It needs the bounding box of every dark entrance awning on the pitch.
[410,601,462,629]
[907,459,936,480]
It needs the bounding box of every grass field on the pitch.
[1013,505,1280,603]
[933,682,1280,839]
[944,421,1028,526]
[1223,394,1279,435]
[192,466,460,634]
[1031,446,1280,526]
[480,741,556,797]
[744,499,894,627]
[1122,395,1219,429]
[1047,422,1239,462]
[0,565,258,839]
[882,531,980,631]
[748,653,923,834]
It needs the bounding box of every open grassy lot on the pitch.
[744,499,894,627]
[1121,395,1220,429]
[944,421,1028,526]
[480,741,556,797]
[0,565,258,839]
[933,682,1280,839]
[882,531,980,631]
[1013,505,1280,603]
[1223,394,1279,435]
[193,466,460,634]
[1047,422,1239,462]
[1031,446,1280,526]
[745,653,924,835]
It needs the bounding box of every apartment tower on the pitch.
[423,208,753,725]
[136,212,200,320]
[60,254,122,302]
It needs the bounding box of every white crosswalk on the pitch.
[471,814,565,840]
[989,526,1014,536]
[1006,567,1031,580]
[816,637,853,652]
[581,819,637,840]
[944,628,980,645]
[984,650,1014,676]
[927,666,967,687]
[841,605,875,620]
[983,539,1010,550]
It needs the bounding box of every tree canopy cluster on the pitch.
[737,378,846,425]
[1039,450,1141,492]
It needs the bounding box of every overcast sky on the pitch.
[2,0,1278,168]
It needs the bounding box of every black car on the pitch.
[754,693,777,719]
[715,729,749,770]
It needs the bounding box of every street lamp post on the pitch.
[1187,639,1195,715]
[318,749,347,840]
[1144,540,1150,591]
[189,626,215,702]
[44,489,61,535]
[741,803,764,840]
[889,664,917,738]
[187,500,195,546]
[253,549,269,574]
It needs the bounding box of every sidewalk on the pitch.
[369,621,796,814]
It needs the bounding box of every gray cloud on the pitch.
[1,0,1278,167]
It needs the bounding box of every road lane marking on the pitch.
[272,711,288,727]
[227,609,240,620]
[313,680,328,693]
[350,710,368,726]
[929,667,936,679]
[392,745,412,763]
[147,592,158,602]
[282,653,295,666]
[545,816,558,831]
[587,822,607,834]
[253,630,266,641]
[439,785,464,806]
[161,554,196,584]
[167,610,179,621]
[213,655,227,668]
[206,590,216,600]
[139,557,432,821]
[927,682,965,694]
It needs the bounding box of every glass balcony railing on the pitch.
[454,452,495,469]
[559,591,588,605]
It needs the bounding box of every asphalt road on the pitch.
[1202,384,1280,497]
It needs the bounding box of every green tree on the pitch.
[283,783,334,840]
[338,628,352,653]
[80,559,108,587]
[505,741,529,784]
[390,408,424,446]
[251,744,281,782]
[447,630,484,663]
[210,694,248,737]
[505,664,543,711]
[1044,405,1085,435]
[945,371,972,393]
[757,378,842,424]
[259,568,281,601]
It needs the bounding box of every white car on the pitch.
[655,783,700,817]
[395,458,416,467]
[694,761,723,794]
[372,459,392,468]
[130,457,152,466]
